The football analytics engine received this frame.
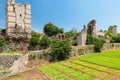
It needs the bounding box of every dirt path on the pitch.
[2,68,50,80]
[1,60,50,80]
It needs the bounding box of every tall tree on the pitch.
[43,23,63,37]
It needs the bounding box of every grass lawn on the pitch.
[38,50,120,80]
[0,51,16,55]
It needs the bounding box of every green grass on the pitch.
[0,51,16,54]
[15,77,24,80]
[39,66,70,80]
[77,50,120,69]
[0,67,9,71]
[38,50,120,80]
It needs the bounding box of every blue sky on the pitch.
[0,0,120,32]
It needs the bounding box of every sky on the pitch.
[0,0,120,32]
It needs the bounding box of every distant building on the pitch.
[6,0,31,39]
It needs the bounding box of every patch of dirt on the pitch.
[1,60,50,80]
[96,72,120,80]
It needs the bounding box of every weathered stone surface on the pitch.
[87,20,97,37]
[0,54,21,67]
[11,54,28,74]
[108,25,118,36]
[24,19,31,24]
[70,45,94,56]
[26,4,31,9]
[77,25,87,46]
[7,23,15,27]
[6,6,14,12]
[7,16,15,22]
[51,34,67,40]
[6,0,31,39]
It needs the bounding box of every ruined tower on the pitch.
[6,0,31,39]
[77,25,87,46]
[87,20,97,37]
[108,25,118,36]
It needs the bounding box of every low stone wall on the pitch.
[0,54,21,67]
[29,50,50,60]
[102,43,120,51]
[70,45,94,56]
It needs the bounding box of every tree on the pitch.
[50,40,71,61]
[39,35,51,49]
[105,31,114,37]
[29,31,40,45]
[65,28,77,38]
[43,23,64,37]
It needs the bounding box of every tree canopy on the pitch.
[43,23,64,37]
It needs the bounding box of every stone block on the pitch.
[25,24,31,28]
[24,19,31,24]
[25,15,31,19]
[7,12,15,16]
[7,23,15,27]
[7,6,14,11]
[7,16,16,22]
[26,4,31,9]
[7,28,14,33]
[26,9,31,15]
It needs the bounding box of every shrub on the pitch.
[50,40,71,61]
[39,35,51,49]
[86,34,105,52]
[29,31,40,45]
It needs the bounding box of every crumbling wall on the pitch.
[0,54,21,67]
[87,20,97,37]
[77,25,87,46]
[101,43,120,51]
[108,25,117,36]
[6,0,31,39]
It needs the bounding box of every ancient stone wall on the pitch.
[77,25,87,46]
[101,43,120,51]
[87,20,97,37]
[0,40,29,52]
[6,0,31,39]
[70,45,95,56]
[0,54,21,67]
[108,25,117,36]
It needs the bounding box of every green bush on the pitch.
[111,33,120,43]
[29,31,40,45]
[50,40,71,61]
[43,23,64,37]
[93,38,105,52]
[86,34,105,52]
[39,35,51,49]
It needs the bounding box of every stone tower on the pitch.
[77,25,87,46]
[87,20,97,37]
[108,25,118,36]
[6,0,31,39]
